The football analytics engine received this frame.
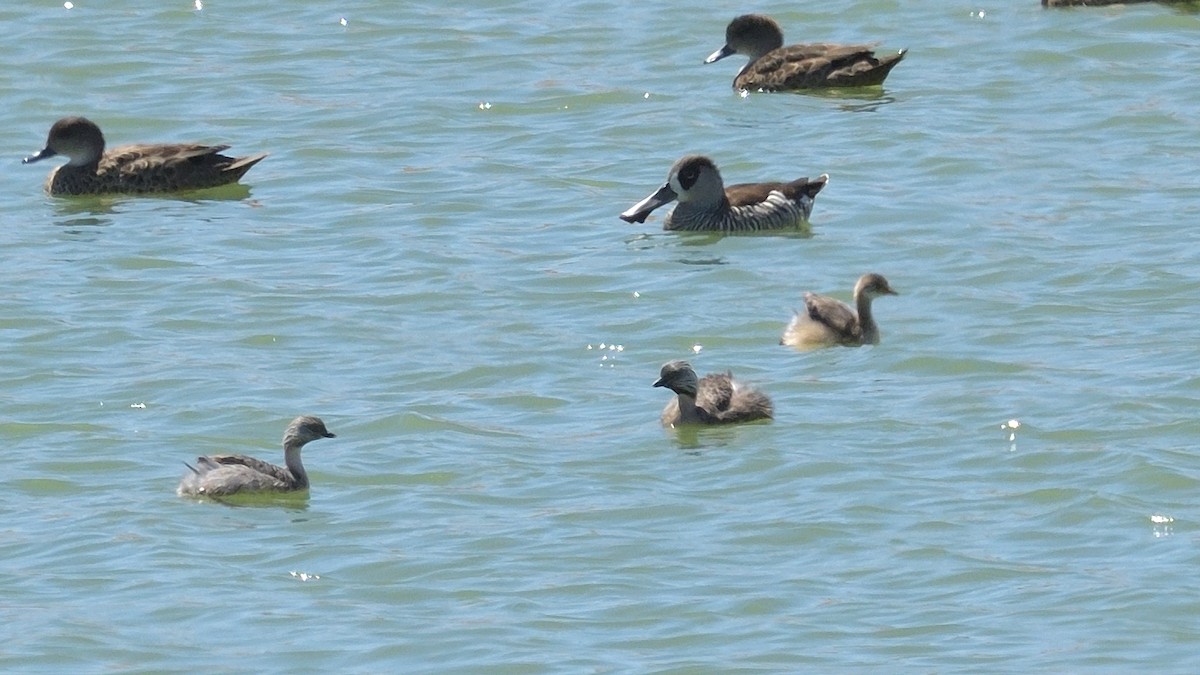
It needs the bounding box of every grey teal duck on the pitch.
[24,116,267,196]
[705,14,906,91]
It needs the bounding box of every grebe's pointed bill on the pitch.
[705,44,736,64]
[619,183,678,224]
[22,147,56,164]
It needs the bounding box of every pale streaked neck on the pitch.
[282,439,309,488]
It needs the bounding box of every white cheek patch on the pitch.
[669,173,686,198]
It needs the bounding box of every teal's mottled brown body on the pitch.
[706,14,905,91]
[25,117,266,196]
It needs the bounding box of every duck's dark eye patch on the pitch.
[679,167,700,189]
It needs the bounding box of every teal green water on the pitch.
[4,1,1200,671]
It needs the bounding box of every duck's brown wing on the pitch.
[823,47,905,87]
[106,143,229,168]
[101,143,266,191]
[779,175,828,201]
[804,292,860,342]
[725,175,826,208]
[219,152,268,181]
[725,182,785,207]
[737,43,904,90]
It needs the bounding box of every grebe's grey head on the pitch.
[854,273,898,301]
[653,360,700,397]
[283,415,336,447]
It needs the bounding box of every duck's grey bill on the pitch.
[619,183,678,224]
[705,44,735,64]
[22,147,56,164]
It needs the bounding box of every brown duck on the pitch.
[705,14,906,91]
[24,116,267,196]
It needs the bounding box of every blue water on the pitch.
[3,1,1200,671]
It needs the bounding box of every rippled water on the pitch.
[3,1,1200,671]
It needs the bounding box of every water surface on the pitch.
[3,1,1200,671]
